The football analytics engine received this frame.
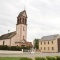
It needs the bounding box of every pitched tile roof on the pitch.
[40,34,59,41]
[0,31,16,40]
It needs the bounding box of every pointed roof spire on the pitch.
[18,10,27,18]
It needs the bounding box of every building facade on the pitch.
[0,10,32,47]
[39,34,60,52]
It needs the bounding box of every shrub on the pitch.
[11,46,18,51]
[7,46,11,50]
[16,46,22,51]
[0,45,31,51]
[20,57,32,60]
[46,56,56,60]
[35,57,46,60]
[0,45,8,50]
[56,56,60,60]
[10,46,22,51]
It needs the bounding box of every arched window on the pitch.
[20,18,21,24]
[17,18,20,24]
[23,18,24,24]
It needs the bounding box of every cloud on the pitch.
[0,0,60,42]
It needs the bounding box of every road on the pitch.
[0,52,60,58]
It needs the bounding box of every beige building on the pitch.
[0,10,32,47]
[39,34,60,52]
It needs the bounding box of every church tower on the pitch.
[16,10,27,42]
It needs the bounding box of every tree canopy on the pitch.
[33,39,39,49]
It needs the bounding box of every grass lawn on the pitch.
[0,57,21,60]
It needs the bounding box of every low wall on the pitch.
[0,50,23,54]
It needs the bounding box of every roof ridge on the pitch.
[42,34,59,37]
[41,34,59,41]
[0,31,16,40]
[0,31,16,36]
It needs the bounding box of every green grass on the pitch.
[0,57,33,60]
[0,57,20,60]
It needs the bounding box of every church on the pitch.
[0,10,32,47]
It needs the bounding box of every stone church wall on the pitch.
[11,35,17,46]
[0,39,10,46]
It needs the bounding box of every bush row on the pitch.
[35,57,46,60]
[20,57,32,60]
[0,56,60,60]
[35,56,60,60]
[8,57,60,60]
[0,45,31,51]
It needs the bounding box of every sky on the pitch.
[0,0,60,42]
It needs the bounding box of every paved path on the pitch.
[0,52,60,58]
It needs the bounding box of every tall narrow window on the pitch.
[3,41,5,45]
[17,19,19,24]
[48,41,49,44]
[44,47,46,50]
[23,27,25,31]
[23,18,24,24]
[52,41,53,44]
[19,18,21,24]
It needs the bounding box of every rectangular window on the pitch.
[23,27,25,31]
[3,41,5,45]
[52,47,54,50]
[52,41,53,44]
[44,47,46,50]
[48,41,49,44]
[41,42,42,45]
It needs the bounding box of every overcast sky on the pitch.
[0,0,60,42]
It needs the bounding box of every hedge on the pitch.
[0,56,60,60]
[35,57,46,60]
[17,56,60,60]
[0,45,8,50]
[56,56,60,60]
[46,56,56,60]
[20,57,32,60]
[0,45,31,51]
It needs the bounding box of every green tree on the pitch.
[33,39,39,49]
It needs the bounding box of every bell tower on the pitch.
[16,10,27,42]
